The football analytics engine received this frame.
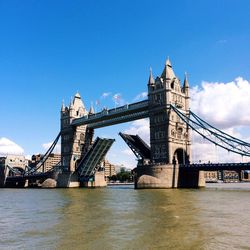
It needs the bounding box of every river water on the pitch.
[1,183,250,250]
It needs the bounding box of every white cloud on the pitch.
[124,118,150,144]
[112,93,125,105]
[106,150,136,169]
[101,92,111,99]
[190,77,250,162]
[217,39,227,44]
[42,142,61,153]
[192,142,249,163]
[122,148,134,156]
[190,77,250,129]
[0,137,24,155]
[191,130,249,164]
[133,91,148,101]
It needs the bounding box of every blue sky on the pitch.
[1,0,250,166]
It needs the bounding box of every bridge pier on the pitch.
[0,166,6,187]
[56,171,80,188]
[80,171,107,188]
[56,170,107,188]
[135,164,205,188]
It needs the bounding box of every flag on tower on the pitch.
[95,99,100,106]
[113,93,121,105]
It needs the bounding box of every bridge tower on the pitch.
[136,59,204,188]
[60,93,91,172]
[148,59,191,165]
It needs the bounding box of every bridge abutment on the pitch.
[135,164,205,188]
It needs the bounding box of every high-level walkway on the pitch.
[71,100,149,128]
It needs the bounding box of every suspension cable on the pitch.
[170,105,250,157]
[26,132,61,175]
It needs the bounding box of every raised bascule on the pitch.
[2,58,250,188]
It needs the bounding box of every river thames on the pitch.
[1,183,250,250]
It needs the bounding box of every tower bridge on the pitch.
[59,58,250,188]
[57,58,195,188]
[3,58,250,188]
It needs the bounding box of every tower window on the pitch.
[177,128,183,139]
[80,133,85,141]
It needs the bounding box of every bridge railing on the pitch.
[106,100,148,116]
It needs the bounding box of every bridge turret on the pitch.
[148,67,155,86]
[73,92,87,116]
[61,100,65,112]
[147,67,155,97]
[61,92,90,172]
[161,58,175,80]
[68,93,87,119]
[69,97,74,117]
[160,57,182,94]
[182,72,190,111]
[89,104,95,114]
[183,72,189,93]
[148,58,191,165]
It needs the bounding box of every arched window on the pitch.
[171,81,174,89]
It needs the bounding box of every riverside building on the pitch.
[31,153,61,172]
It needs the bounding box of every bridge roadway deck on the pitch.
[71,100,149,128]
[186,162,250,171]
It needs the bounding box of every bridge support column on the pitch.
[178,167,205,188]
[56,171,80,188]
[80,171,107,188]
[135,164,205,188]
[0,166,6,187]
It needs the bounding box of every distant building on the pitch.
[215,170,250,182]
[221,170,239,182]
[114,164,131,173]
[242,170,250,181]
[102,159,116,180]
[204,171,218,183]
[205,170,250,183]
[0,155,28,171]
[31,153,61,172]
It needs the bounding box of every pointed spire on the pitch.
[61,99,65,112]
[69,96,74,110]
[161,57,175,80]
[183,72,189,89]
[89,103,95,114]
[148,67,155,85]
[75,91,81,98]
[166,56,171,67]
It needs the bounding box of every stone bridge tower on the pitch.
[60,93,93,172]
[148,58,191,165]
[135,59,203,188]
